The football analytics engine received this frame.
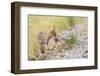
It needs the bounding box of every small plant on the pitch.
[65,33,77,48]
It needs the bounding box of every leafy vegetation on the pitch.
[65,33,77,48]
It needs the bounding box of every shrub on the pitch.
[65,33,77,48]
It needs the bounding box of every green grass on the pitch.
[65,33,77,48]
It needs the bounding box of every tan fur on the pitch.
[39,25,58,53]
